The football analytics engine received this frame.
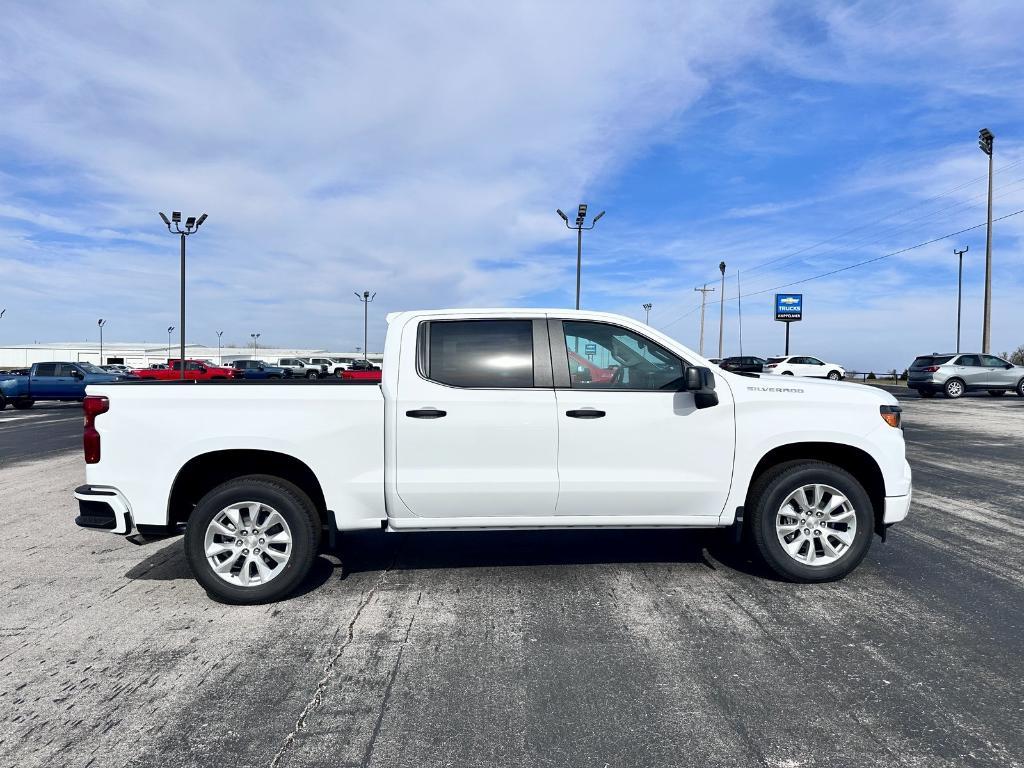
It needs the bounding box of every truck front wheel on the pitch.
[748,461,873,583]
[184,475,320,604]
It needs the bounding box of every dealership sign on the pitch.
[775,293,802,322]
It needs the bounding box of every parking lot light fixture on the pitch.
[355,291,376,360]
[556,203,606,310]
[718,261,727,359]
[97,319,106,364]
[167,326,174,360]
[954,247,968,353]
[159,210,209,379]
[978,128,994,353]
[216,330,224,365]
[643,303,653,324]
[250,332,260,359]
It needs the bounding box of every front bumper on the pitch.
[882,459,913,524]
[74,485,134,534]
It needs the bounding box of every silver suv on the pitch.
[908,353,1024,399]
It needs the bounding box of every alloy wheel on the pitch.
[204,501,293,587]
[775,484,857,566]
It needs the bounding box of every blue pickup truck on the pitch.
[0,362,129,410]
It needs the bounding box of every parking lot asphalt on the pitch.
[1,391,1022,768]
[0,402,82,467]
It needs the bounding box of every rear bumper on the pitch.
[74,484,134,534]
[907,378,940,392]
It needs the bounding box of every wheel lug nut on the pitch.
[242,548,249,555]
[259,538,265,544]
[800,518,806,524]
[235,539,242,546]
[255,548,261,554]
[803,528,810,535]
[241,529,248,535]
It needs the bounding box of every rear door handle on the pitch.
[406,408,447,419]
[566,409,606,419]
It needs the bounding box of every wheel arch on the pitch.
[746,442,886,536]
[168,449,328,526]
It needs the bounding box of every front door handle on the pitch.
[566,409,606,419]
[406,408,447,419]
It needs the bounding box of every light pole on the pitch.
[97,319,106,364]
[643,303,653,325]
[954,247,968,353]
[556,204,606,310]
[159,211,208,379]
[166,326,174,361]
[355,291,376,360]
[694,284,715,357]
[250,333,260,359]
[717,261,726,359]
[978,128,994,353]
[216,330,224,365]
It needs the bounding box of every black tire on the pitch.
[826,370,842,381]
[987,390,1006,397]
[782,371,794,376]
[0,394,6,411]
[919,390,936,398]
[184,475,321,604]
[306,371,319,380]
[12,399,34,410]
[268,375,281,380]
[748,460,873,583]
[1017,378,1024,397]
[944,378,965,399]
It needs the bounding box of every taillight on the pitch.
[766,364,778,369]
[83,395,109,464]
[922,365,939,373]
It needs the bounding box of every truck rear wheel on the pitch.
[748,461,873,583]
[184,475,320,604]
[12,399,34,410]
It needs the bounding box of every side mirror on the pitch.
[1007,363,1014,369]
[198,365,208,373]
[73,369,85,379]
[683,366,719,409]
[258,364,265,370]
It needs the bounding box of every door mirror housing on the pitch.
[682,366,719,409]
[72,369,85,379]
[198,365,208,373]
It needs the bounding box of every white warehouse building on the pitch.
[0,342,383,371]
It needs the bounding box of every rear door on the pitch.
[394,318,559,519]
[31,363,59,397]
[551,319,734,519]
[953,355,983,388]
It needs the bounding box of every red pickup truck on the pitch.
[133,359,242,381]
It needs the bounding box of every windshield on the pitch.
[767,357,786,364]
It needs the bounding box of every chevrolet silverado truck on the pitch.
[0,361,129,410]
[74,309,912,603]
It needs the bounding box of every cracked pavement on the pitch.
[1,389,1022,767]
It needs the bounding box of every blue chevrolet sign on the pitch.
[775,293,802,321]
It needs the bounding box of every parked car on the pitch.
[302,357,341,375]
[274,358,323,379]
[0,361,128,410]
[75,307,910,603]
[907,353,1024,399]
[133,359,242,381]
[347,359,379,371]
[765,355,845,380]
[340,367,382,382]
[719,356,766,374]
[229,360,291,380]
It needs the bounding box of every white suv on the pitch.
[274,358,322,379]
[766,355,845,380]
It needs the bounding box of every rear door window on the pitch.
[422,319,535,388]
[34,363,58,377]
[957,355,981,367]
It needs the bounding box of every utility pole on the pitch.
[717,261,726,358]
[978,128,994,353]
[250,333,260,358]
[694,284,715,357]
[737,271,744,355]
[355,291,376,360]
[97,319,106,364]
[159,211,208,378]
[216,330,224,365]
[954,247,968,353]
[643,303,652,324]
[556,205,606,310]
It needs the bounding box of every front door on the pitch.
[551,319,734,519]
[394,318,559,519]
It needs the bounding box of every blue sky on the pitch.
[1,1,1022,370]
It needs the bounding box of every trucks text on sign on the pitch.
[775,293,803,322]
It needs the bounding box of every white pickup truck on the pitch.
[75,309,912,603]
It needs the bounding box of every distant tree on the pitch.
[1000,345,1024,365]
[900,368,908,380]
[867,371,876,380]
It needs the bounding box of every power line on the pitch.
[701,157,1024,284]
[659,207,1024,331]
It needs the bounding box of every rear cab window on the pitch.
[419,319,536,388]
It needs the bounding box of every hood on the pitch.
[722,371,898,406]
